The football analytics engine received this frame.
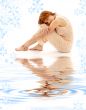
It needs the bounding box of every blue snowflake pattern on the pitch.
[0,0,20,39]
[28,0,44,14]
[73,100,85,110]
[74,0,86,16]
[0,45,7,55]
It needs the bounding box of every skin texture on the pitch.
[15,14,73,52]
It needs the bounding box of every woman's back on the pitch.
[55,16,73,41]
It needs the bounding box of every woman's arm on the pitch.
[49,18,67,32]
[37,24,49,37]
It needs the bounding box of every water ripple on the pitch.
[0,85,86,104]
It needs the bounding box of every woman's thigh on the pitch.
[47,32,72,52]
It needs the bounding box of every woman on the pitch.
[15,10,73,52]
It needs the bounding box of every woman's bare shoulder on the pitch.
[55,17,67,27]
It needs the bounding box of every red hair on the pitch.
[38,11,55,25]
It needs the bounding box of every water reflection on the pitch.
[16,56,74,97]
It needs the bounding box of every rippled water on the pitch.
[0,51,86,110]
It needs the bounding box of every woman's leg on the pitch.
[46,32,72,52]
[29,44,43,51]
[15,36,47,51]
[23,31,71,52]
[15,36,43,51]
[29,36,48,51]
[15,28,48,51]
[15,30,71,52]
[15,36,38,51]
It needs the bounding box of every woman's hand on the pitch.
[40,24,49,35]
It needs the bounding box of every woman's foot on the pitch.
[15,45,28,51]
[29,44,43,51]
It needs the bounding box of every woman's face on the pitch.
[45,14,56,25]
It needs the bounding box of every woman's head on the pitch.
[38,11,56,26]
